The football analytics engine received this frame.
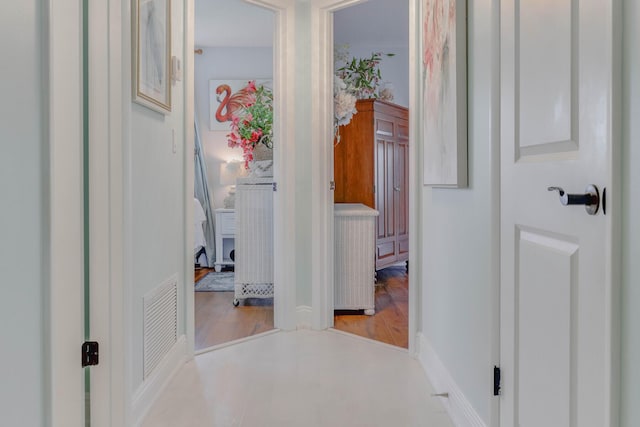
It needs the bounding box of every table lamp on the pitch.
[220,160,246,208]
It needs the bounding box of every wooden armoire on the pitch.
[334,99,409,270]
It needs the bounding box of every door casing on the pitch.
[309,0,419,356]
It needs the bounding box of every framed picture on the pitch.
[209,79,272,131]
[422,0,467,187]
[132,0,171,113]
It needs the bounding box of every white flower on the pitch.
[334,76,357,125]
[335,90,357,126]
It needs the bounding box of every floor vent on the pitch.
[143,276,178,379]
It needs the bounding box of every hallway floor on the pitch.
[142,330,453,427]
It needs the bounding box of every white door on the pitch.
[500,0,618,426]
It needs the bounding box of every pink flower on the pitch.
[250,130,262,142]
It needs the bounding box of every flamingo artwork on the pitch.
[214,82,256,123]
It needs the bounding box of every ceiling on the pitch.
[194,0,408,48]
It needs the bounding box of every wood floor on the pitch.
[334,265,408,348]
[194,268,274,350]
[194,265,408,350]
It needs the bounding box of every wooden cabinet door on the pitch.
[375,136,396,268]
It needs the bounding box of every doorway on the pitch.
[330,0,411,349]
[192,0,277,350]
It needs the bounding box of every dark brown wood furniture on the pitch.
[334,99,409,270]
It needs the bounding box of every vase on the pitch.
[249,143,273,177]
[252,142,273,161]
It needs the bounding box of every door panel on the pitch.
[386,140,395,238]
[376,139,386,239]
[517,229,577,426]
[519,0,574,151]
[501,0,614,425]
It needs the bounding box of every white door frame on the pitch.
[309,0,419,353]
[47,0,85,425]
[86,0,127,425]
[245,0,298,331]
[185,0,299,347]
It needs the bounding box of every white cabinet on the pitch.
[214,208,235,272]
[233,177,274,305]
[334,203,379,315]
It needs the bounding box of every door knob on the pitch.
[547,184,599,215]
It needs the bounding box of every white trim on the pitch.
[296,305,313,329]
[407,0,421,357]
[249,0,299,331]
[87,0,127,425]
[47,0,85,425]
[184,0,196,358]
[417,333,487,427]
[132,336,188,427]
[309,0,364,332]
[489,0,502,425]
[607,2,622,426]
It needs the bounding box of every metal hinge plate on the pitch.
[272,182,277,192]
[82,341,99,367]
[493,365,501,396]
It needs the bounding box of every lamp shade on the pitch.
[219,160,246,186]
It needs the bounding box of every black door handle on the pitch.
[547,185,600,215]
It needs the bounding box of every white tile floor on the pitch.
[142,330,454,427]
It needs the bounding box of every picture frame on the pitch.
[422,0,468,187]
[132,0,171,113]
[209,79,272,131]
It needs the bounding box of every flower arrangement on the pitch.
[335,46,395,99]
[227,81,273,168]
[334,75,357,143]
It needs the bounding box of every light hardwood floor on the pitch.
[194,268,274,350]
[195,265,408,350]
[334,265,408,348]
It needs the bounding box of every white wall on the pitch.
[333,0,409,107]
[126,0,187,395]
[420,0,497,424]
[194,47,273,210]
[336,45,410,108]
[621,0,640,424]
[0,2,45,425]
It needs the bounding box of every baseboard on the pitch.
[296,305,312,329]
[417,333,486,427]
[131,335,188,426]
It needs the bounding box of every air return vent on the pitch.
[143,276,177,379]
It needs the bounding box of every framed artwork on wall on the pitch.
[132,0,171,113]
[422,0,468,187]
[209,79,271,131]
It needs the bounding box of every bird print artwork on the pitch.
[209,79,271,131]
[215,83,255,123]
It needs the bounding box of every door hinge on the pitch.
[330,181,335,191]
[272,182,277,192]
[82,341,99,367]
[493,365,501,396]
